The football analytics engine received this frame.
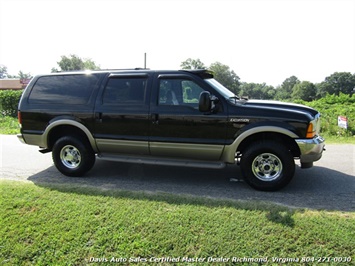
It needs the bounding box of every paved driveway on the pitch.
[1,135,354,211]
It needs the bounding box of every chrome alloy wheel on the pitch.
[60,145,81,169]
[251,153,283,182]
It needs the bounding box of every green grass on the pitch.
[0,116,20,134]
[321,133,355,144]
[0,181,354,265]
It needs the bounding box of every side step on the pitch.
[97,154,226,169]
[39,148,51,154]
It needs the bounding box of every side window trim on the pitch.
[109,73,148,78]
[157,74,193,80]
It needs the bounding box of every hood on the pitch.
[242,99,319,117]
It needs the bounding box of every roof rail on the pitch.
[102,68,150,71]
[55,68,151,73]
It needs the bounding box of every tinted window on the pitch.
[29,74,101,104]
[102,77,147,104]
[159,79,204,107]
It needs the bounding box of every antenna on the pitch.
[144,53,147,69]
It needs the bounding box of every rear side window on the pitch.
[102,77,148,104]
[29,74,101,104]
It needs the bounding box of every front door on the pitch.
[149,74,228,160]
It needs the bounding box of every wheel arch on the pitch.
[222,126,301,163]
[44,119,98,153]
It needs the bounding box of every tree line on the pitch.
[0,55,99,80]
[180,58,355,101]
[0,65,32,80]
[1,55,354,102]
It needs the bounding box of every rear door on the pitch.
[149,73,228,160]
[94,73,152,155]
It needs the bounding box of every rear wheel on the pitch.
[52,136,95,177]
[240,141,295,191]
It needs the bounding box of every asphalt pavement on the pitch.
[1,135,354,211]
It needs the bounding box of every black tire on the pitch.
[52,136,95,177]
[240,141,295,191]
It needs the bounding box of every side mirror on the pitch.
[199,91,211,112]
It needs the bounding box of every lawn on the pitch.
[0,181,354,265]
[1,114,354,265]
[0,116,20,134]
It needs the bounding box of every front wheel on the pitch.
[52,136,95,177]
[240,141,295,191]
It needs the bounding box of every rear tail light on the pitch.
[18,111,22,127]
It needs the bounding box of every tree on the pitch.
[209,62,240,94]
[180,58,206,69]
[317,72,355,97]
[180,59,240,93]
[18,70,32,80]
[275,76,300,100]
[0,66,32,79]
[0,65,8,79]
[291,81,316,101]
[239,82,275,99]
[52,54,100,72]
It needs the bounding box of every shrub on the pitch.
[0,90,23,117]
[297,93,355,136]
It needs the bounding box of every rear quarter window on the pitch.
[28,74,101,104]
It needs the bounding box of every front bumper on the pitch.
[296,135,325,163]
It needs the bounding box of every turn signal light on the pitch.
[306,123,315,138]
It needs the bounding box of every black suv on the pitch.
[17,69,325,191]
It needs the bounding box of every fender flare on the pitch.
[43,119,98,152]
[221,126,298,163]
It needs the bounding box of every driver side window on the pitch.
[159,79,204,107]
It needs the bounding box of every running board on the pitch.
[97,154,226,169]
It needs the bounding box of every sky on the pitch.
[0,0,354,87]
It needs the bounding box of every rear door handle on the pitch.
[95,112,103,123]
[151,113,159,125]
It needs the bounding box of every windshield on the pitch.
[205,78,236,99]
